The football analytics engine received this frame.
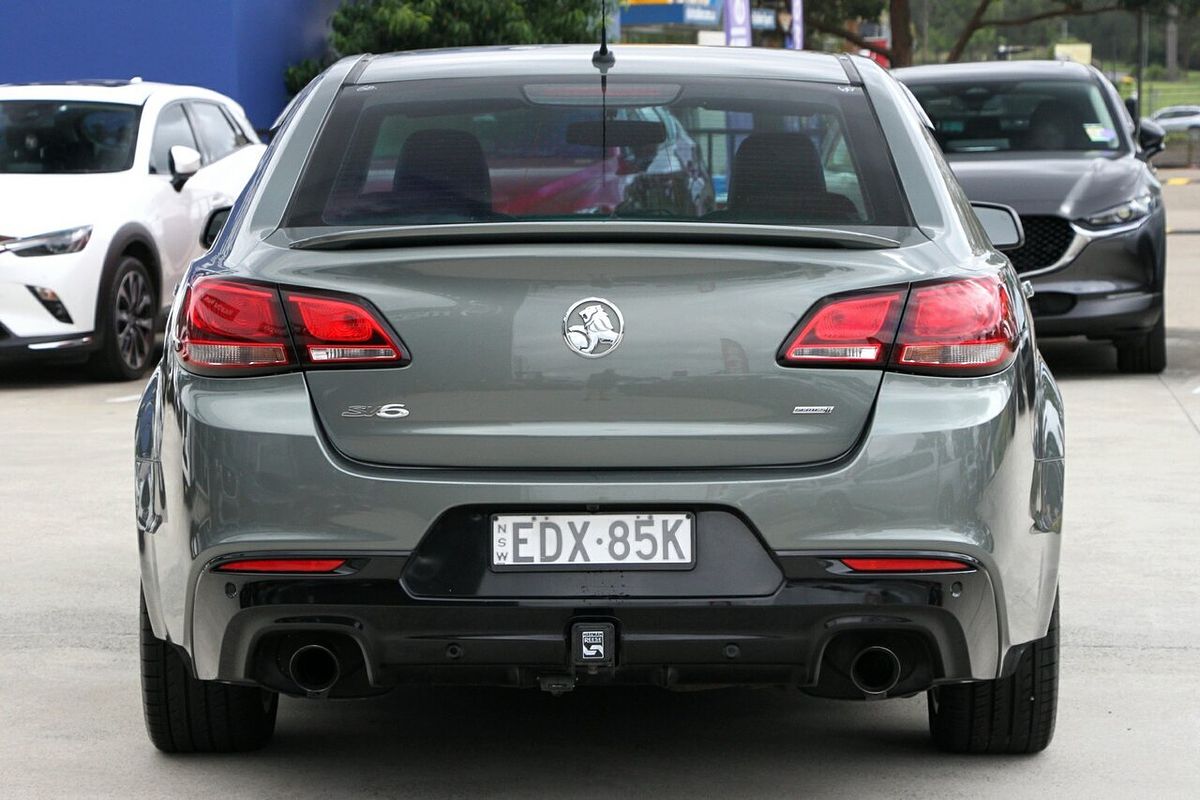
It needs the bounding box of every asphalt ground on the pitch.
[2,177,1199,798]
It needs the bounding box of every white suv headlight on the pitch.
[1082,195,1156,229]
[0,225,93,257]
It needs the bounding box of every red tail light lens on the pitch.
[780,290,905,366]
[215,558,348,574]
[179,279,291,370]
[284,292,407,365]
[840,557,974,573]
[779,274,1019,376]
[893,276,1017,373]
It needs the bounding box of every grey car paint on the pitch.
[894,61,1166,343]
[137,48,1063,695]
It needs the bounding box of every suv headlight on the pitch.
[0,225,93,257]
[1081,195,1156,229]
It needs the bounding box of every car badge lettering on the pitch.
[793,406,836,415]
[563,297,624,358]
[342,403,409,419]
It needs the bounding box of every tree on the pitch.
[286,0,597,95]
[805,0,1198,67]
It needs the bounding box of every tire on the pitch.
[88,255,157,380]
[1116,314,1167,374]
[140,592,277,753]
[928,595,1058,755]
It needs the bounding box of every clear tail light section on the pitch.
[178,278,408,375]
[779,274,1019,376]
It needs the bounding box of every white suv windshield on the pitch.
[0,100,140,174]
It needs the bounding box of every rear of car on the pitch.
[895,61,1167,373]
[136,46,1064,755]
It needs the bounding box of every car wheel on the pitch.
[1116,314,1167,374]
[140,592,277,753]
[927,594,1058,754]
[88,255,157,380]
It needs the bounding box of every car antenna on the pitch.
[593,1,616,210]
[592,0,616,72]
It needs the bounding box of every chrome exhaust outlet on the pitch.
[849,646,901,698]
[289,644,341,696]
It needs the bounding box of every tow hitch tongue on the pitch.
[540,621,617,694]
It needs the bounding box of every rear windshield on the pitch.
[0,101,140,174]
[285,76,911,228]
[907,79,1124,154]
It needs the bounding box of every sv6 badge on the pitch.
[342,403,410,419]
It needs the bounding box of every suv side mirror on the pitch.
[1138,119,1166,160]
[971,202,1024,251]
[169,145,202,191]
[201,207,231,249]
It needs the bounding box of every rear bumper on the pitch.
[189,552,1000,696]
[138,344,1064,694]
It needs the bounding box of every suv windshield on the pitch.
[285,76,911,228]
[0,101,140,174]
[907,79,1123,154]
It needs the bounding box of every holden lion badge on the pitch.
[563,297,624,358]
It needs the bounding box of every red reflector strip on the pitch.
[840,557,973,573]
[215,558,347,574]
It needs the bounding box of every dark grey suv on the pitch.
[896,60,1167,373]
[136,46,1064,755]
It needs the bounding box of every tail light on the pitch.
[284,292,406,364]
[779,274,1018,376]
[894,276,1017,373]
[779,290,905,366]
[177,277,408,375]
[179,280,291,370]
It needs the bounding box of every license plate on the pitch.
[491,512,694,570]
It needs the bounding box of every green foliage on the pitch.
[286,0,597,95]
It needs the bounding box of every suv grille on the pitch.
[1008,216,1075,273]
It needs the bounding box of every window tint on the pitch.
[0,101,139,174]
[150,104,197,175]
[188,102,246,163]
[285,77,911,229]
[909,79,1123,153]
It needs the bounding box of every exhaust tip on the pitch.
[850,645,901,696]
[289,644,341,695]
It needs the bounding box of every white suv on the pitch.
[0,79,265,379]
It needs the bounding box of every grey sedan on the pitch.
[135,45,1064,755]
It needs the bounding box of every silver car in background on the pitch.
[135,46,1065,755]
[1151,104,1200,132]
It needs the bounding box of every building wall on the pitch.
[0,0,339,130]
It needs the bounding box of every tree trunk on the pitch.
[890,0,913,68]
[946,0,993,63]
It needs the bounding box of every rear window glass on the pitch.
[908,79,1123,154]
[0,101,140,174]
[285,76,911,228]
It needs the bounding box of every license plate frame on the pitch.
[490,511,696,572]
